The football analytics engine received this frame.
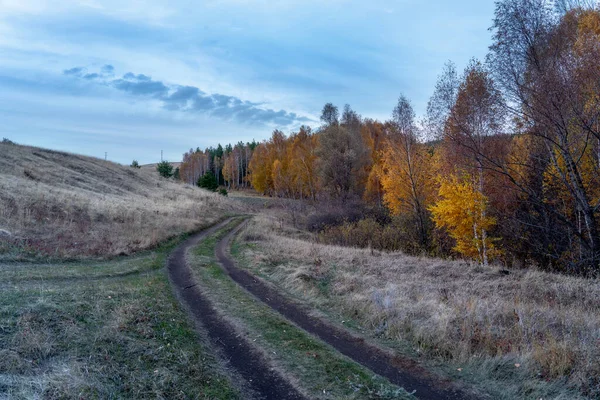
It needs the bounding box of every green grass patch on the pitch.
[0,233,240,399]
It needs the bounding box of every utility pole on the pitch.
[161,150,163,162]
[105,152,107,161]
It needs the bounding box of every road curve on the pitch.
[167,218,306,400]
[215,220,481,400]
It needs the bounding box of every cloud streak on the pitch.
[64,65,311,127]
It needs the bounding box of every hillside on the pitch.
[0,142,241,258]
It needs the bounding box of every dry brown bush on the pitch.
[239,214,600,397]
[0,143,243,258]
[318,217,425,254]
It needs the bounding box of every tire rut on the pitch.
[216,220,481,400]
[167,217,306,400]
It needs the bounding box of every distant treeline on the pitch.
[181,1,600,275]
[180,141,259,189]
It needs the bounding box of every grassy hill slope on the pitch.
[0,142,241,259]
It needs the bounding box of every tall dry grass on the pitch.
[0,142,243,258]
[239,215,600,398]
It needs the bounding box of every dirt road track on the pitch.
[167,218,306,400]
[216,220,480,400]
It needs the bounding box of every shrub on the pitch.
[156,161,173,178]
[197,172,218,192]
[305,201,367,232]
[173,167,180,180]
[318,214,432,255]
[130,160,141,168]
[219,188,228,197]
[319,218,382,249]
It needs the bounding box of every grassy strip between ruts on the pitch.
[188,221,415,400]
[0,230,240,399]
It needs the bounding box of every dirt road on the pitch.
[167,218,306,400]
[168,217,479,399]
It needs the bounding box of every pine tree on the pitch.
[197,172,218,191]
[157,161,173,178]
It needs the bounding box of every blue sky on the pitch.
[0,0,496,164]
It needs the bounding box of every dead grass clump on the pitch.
[238,215,600,398]
[110,303,155,339]
[0,143,244,258]
[532,336,576,379]
[0,360,99,399]
[0,349,29,375]
[9,301,80,365]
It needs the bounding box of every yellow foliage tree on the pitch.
[361,120,386,205]
[543,141,600,227]
[380,143,433,216]
[248,144,272,194]
[288,127,319,200]
[430,175,500,264]
[222,152,236,188]
[379,96,434,248]
[271,158,291,197]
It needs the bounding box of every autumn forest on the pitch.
[180,3,600,276]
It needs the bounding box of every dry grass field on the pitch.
[0,142,241,259]
[235,214,600,399]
